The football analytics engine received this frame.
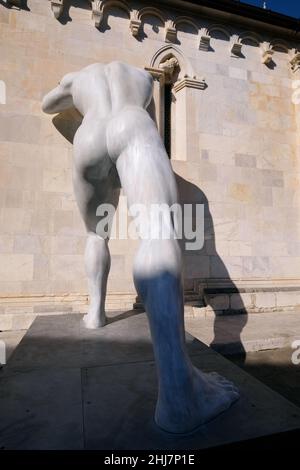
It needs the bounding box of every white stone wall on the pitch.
[0,0,299,323]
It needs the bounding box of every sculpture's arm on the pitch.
[42,72,76,114]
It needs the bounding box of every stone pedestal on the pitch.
[0,313,300,449]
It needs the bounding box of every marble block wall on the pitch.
[0,0,299,326]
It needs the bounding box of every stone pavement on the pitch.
[185,310,300,355]
[227,347,300,409]
[0,311,300,450]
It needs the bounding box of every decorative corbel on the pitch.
[50,0,64,19]
[261,42,274,65]
[199,34,210,52]
[130,11,141,37]
[230,36,242,57]
[231,42,242,57]
[290,52,300,73]
[92,0,104,28]
[261,49,274,65]
[164,20,177,43]
[130,19,141,37]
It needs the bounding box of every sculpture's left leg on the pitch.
[72,167,119,329]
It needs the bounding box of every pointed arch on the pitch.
[150,44,195,79]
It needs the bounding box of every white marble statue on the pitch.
[42,62,239,434]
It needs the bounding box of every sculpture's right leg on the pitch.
[111,106,239,434]
[72,168,119,328]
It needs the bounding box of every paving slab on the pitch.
[0,313,299,449]
[4,312,206,371]
[185,311,300,354]
[0,367,83,450]
[82,355,300,450]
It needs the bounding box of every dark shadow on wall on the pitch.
[0,0,29,10]
[96,6,129,33]
[175,174,248,363]
[58,0,91,25]
[52,108,82,144]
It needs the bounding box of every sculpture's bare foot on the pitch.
[155,367,239,434]
[83,311,106,329]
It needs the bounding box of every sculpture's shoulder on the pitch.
[105,61,152,88]
[105,61,153,110]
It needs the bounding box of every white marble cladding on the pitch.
[0,0,300,316]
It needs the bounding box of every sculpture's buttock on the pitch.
[73,116,113,183]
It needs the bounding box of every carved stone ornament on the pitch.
[173,77,206,93]
[50,0,64,19]
[199,35,210,51]
[290,52,300,72]
[261,49,274,65]
[165,21,177,43]
[130,19,141,37]
[231,42,242,57]
[158,57,180,83]
[92,0,104,28]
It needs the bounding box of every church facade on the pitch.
[0,0,300,329]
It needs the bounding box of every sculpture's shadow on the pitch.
[52,109,247,363]
[175,174,247,362]
[52,108,82,143]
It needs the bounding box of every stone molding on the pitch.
[173,77,206,93]
[43,0,298,69]
[144,66,165,82]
